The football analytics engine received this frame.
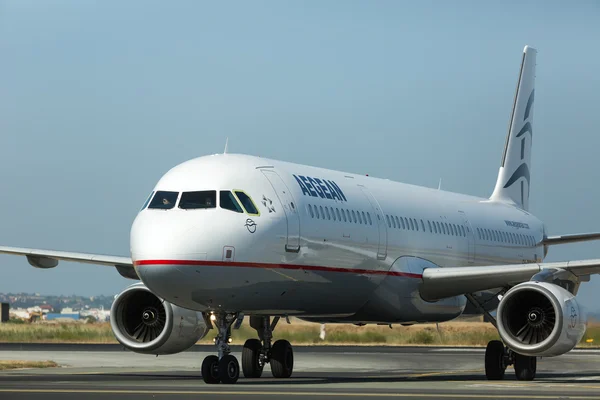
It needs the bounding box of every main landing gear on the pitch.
[200,314,294,384]
[242,316,294,379]
[465,294,537,381]
[485,340,537,381]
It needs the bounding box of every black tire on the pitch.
[514,353,537,381]
[485,340,506,380]
[219,354,240,384]
[270,339,294,378]
[242,338,264,378]
[201,355,220,384]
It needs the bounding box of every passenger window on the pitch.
[140,191,154,211]
[324,207,330,220]
[315,205,320,219]
[308,204,314,218]
[357,211,363,224]
[330,207,336,221]
[346,209,351,222]
[367,212,372,225]
[320,206,325,220]
[413,219,419,232]
[399,217,405,230]
[234,191,259,215]
[421,220,426,232]
[148,191,179,210]
[336,208,342,221]
[428,221,432,233]
[361,212,367,225]
[461,225,466,236]
[435,222,441,234]
[409,219,414,231]
[220,191,243,213]
[341,209,347,222]
[391,216,396,229]
[386,215,391,228]
[351,210,357,223]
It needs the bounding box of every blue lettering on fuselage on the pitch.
[293,174,347,202]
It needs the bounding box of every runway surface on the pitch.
[1,344,599,399]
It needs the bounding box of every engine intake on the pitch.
[110,283,208,355]
[497,281,586,357]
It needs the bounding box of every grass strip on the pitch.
[0,321,598,347]
[0,361,58,370]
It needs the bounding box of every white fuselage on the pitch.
[131,154,545,324]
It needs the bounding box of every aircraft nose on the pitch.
[130,212,204,262]
[130,212,209,307]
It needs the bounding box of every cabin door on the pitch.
[359,185,387,260]
[458,210,475,264]
[261,169,301,252]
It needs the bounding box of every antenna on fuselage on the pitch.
[438,178,442,190]
[224,137,229,154]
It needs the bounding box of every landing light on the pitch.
[586,338,594,343]
[210,314,216,322]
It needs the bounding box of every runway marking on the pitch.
[408,369,482,378]
[0,389,598,398]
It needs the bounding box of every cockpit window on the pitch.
[148,191,178,210]
[220,191,243,213]
[140,191,154,211]
[179,191,216,210]
[234,191,259,215]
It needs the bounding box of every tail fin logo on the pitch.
[503,89,535,192]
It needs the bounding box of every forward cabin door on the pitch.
[261,169,301,252]
[458,210,475,264]
[359,185,387,260]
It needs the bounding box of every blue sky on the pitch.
[1,1,599,308]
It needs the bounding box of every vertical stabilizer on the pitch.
[490,46,537,211]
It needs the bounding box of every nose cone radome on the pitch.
[130,211,206,261]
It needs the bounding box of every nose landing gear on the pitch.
[201,313,240,384]
[242,316,294,379]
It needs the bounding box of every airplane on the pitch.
[2,45,600,385]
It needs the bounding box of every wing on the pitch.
[420,258,600,301]
[0,246,138,280]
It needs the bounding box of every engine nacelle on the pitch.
[497,281,587,357]
[110,283,209,355]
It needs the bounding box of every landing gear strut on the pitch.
[201,313,240,384]
[242,316,294,379]
[467,294,537,381]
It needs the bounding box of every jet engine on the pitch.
[110,283,209,355]
[497,281,586,357]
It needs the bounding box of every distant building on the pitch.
[1,303,8,323]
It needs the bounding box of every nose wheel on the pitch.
[201,313,241,384]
